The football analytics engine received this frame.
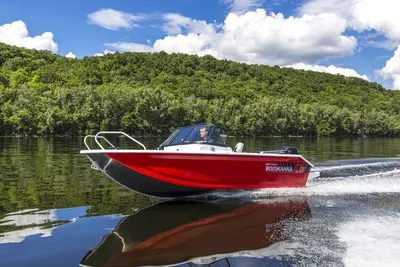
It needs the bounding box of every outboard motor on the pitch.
[279,146,300,155]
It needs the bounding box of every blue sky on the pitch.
[1,0,400,89]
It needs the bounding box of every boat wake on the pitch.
[313,158,400,178]
[337,214,400,267]
[201,158,400,199]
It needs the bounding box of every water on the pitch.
[1,136,400,266]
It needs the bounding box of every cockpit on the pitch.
[158,123,228,149]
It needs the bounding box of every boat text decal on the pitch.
[265,162,307,173]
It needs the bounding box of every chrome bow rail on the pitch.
[83,131,147,150]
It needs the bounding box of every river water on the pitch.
[0,136,400,267]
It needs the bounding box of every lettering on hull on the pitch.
[265,162,308,173]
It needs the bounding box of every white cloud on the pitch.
[287,62,369,80]
[106,9,357,66]
[300,0,400,43]
[0,20,58,53]
[300,0,352,20]
[87,8,148,30]
[377,46,400,90]
[161,13,217,35]
[65,52,76,58]
[218,10,356,65]
[93,49,116,56]
[300,0,400,89]
[223,0,264,14]
[156,33,220,57]
[350,0,400,42]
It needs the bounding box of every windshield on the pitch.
[158,128,181,147]
[160,123,228,147]
[184,124,215,143]
[169,126,194,145]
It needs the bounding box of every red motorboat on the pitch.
[80,123,314,198]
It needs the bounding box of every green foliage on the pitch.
[0,42,399,137]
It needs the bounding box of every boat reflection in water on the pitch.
[80,197,311,267]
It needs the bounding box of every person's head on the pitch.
[199,126,209,140]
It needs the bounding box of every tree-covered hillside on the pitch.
[1,42,399,136]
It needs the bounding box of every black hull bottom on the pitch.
[86,153,212,198]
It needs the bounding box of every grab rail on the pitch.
[83,131,147,150]
[84,135,116,150]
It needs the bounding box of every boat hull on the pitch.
[84,150,312,198]
[86,153,212,198]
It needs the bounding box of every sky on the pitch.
[1,0,400,90]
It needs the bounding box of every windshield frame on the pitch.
[158,123,228,148]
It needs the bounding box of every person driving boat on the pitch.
[199,126,214,142]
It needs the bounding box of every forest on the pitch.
[1,42,400,137]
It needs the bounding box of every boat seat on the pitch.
[234,142,244,152]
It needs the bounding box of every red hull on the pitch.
[105,152,311,189]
